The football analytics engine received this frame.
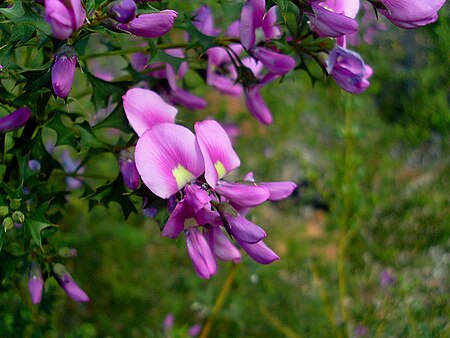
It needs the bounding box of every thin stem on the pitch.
[199,263,238,338]
[260,305,303,338]
[337,94,356,338]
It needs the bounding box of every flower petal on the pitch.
[215,181,270,208]
[261,181,297,201]
[185,227,217,279]
[135,123,204,198]
[237,239,279,264]
[117,10,177,38]
[194,120,240,188]
[225,214,266,244]
[123,88,178,136]
[207,226,241,262]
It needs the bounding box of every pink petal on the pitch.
[215,181,270,208]
[237,239,279,264]
[117,10,177,38]
[225,214,266,244]
[185,227,217,279]
[123,88,178,136]
[240,3,256,50]
[207,226,241,262]
[135,123,204,198]
[194,120,240,188]
[261,181,297,201]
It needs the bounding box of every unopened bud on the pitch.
[52,45,78,98]
[58,247,78,257]
[108,0,137,24]
[0,206,9,216]
[3,217,14,231]
[10,199,21,210]
[12,211,25,224]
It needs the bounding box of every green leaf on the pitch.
[46,113,78,147]
[177,15,216,53]
[82,176,137,219]
[85,71,129,110]
[24,201,56,249]
[0,2,51,35]
[149,47,186,73]
[75,122,110,150]
[92,104,133,133]
[276,0,290,22]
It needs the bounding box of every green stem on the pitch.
[199,263,238,338]
[260,305,303,338]
[337,94,357,338]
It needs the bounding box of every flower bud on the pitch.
[0,206,9,216]
[28,262,44,304]
[0,107,31,133]
[52,45,78,98]
[117,10,177,38]
[53,263,89,302]
[9,199,21,210]
[108,0,137,24]
[45,0,86,40]
[2,217,14,231]
[12,211,25,224]
[119,150,140,190]
[58,247,78,257]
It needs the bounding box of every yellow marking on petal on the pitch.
[184,218,197,228]
[172,164,194,189]
[214,160,227,179]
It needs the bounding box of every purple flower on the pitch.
[52,44,77,98]
[380,269,395,288]
[379,0,446,29]
[28,263,44,304]
[307,0,359,38]
[354,325,369,337]
[163,313,174,331]
[53,263,89,302]
[45,0,86,40]
[207,226,241,263]
[185,227,217,279]
[251,47,296,76]
[188,324,202,337]
[327,47,373,94]
[117,10,177,38]
[0,107,31,133]
[108,0,137,24]
[119,149,140,190]
[236,238,279,264]
[240,0,281,50]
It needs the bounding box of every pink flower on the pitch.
[379,0,446,29]
[45,0,86,40]
[51,44,77,98]
[0,107,31,133]
[117,10,177,38]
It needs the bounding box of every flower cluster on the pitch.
[123,88,297,278]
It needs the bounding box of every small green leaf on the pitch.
[178,15,216,53]
[25,219,53,250]
[92,104,132,133]
[46,113,78,147]
[75,122,110,150]
[276,0,290,22]
[85,71,129,110]
[149,47,186,73]
[0,2,25,20]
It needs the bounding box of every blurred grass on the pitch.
[1,4,449,338]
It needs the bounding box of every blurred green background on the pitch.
[1,3,449,338]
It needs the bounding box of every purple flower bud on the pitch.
[0,107,31,133]
[307,1,359,38]
[45,0,86,40]
[53,263,89,302]
[185,227,217,279]
[379,0,446,29]
[251,47,296,76]
[119,150,140,190]
[237,238,279,264]
[188,324,202,337]
[380,269,395,288]
[162,313,174,331]
[108,0,137,24]
[28,262,44,304]
[224,214,266,244]
[327,47,372,94]
[117,10,177,38]
[52,45,78,98]
[28,160,41,172]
